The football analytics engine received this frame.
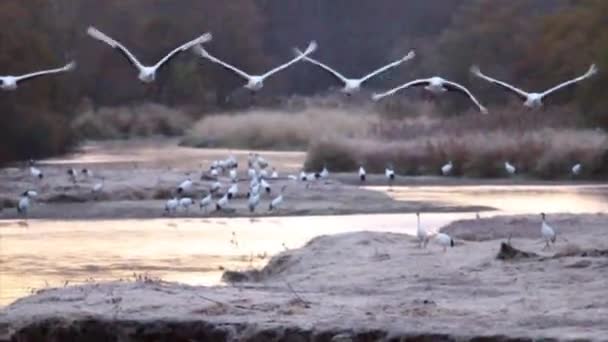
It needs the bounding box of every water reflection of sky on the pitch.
[3,184,607,306]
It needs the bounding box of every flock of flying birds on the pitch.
[0,26,599,113]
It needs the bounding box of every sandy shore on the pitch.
[2,213,607,341]
[0,167,494,220]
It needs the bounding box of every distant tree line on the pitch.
[0,0,606,162]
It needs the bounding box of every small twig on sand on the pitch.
[192,292,228,307]
[285,281,310,307]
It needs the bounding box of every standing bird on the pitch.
[87,27,212,83]
[227,182,239,200]
[540,212,556,250]
[248,191,260,213]
[385,166,395,188]
[30,167,43,180]
[1,61,76,91]
[179,197,194,213]
[92,177,105,198]
[470,64,598,109]
[247,167,257,180]
[260,178,271,194]
[164,197,179,215]
[216,193,230,211]
[358,166,366,183]
[441,161,453,176]
[81,168,94,179]
[571,163,582,176]
[210,181,222,194]
[177,178,193,194]
[320,166,329,179]
[271,168,279,179]
[199,193,212,213]
[372,77,488,114]
[294,49,415,95]
[435,233,455,253]
[416,212,430,249]
[193,41,317,91]
[229,168,238,182]
[269,186,287,212]
[17,191,36,218]
[67,168,78,183]
[504,161,517,175]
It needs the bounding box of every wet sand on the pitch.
[2,214,608,341]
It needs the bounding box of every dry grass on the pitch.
[71,103,194,140]
[305,104,608,179]
[306,129,607,179]
[180,107,377,150]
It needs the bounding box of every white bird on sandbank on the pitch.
[17,191,36,217]
[179,197,194,212]
[30,167,43,180]
[435,233,454,252]
[271,168,279,179]
[216,193,230,211]
[227,182,238,200]
[470,64,597,109]
[385,166,395,188]
[504,161,516,175]
[541,212,556,250]
[441,161,453,176]
[416,212,430,249]
[571,163,582,176]
[92,177,105,194]
[269,186,287,211]
[294,49,415,95]
[359,166,366,183]
[164,197,179,215]
[194,41,317,91]
[372,77,488,114]
[177,178,193,194]
[199,193,212,213]
[1,61,75,91]
[87,26,212,83]
[248,191,260,213]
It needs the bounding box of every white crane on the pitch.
[177,178,193,194]
[193,41,317,91]
[541,212,556,250]
[17,191,36,218]
[470,64,597,108]
[92,177,105,195]
[434,233,454,253]
[164,197,179,215]
[358,166,366,183]
[229,168,238,182]
[260,178,271,194]
[271,168,279,179]
[30,167,43,180]
[294,49,415,94]
[81,168,94,179]
[416,212,430,248]
[373,77,488,114]
[571,163,582,176]
[269,186,287,211]
[227,182,239,200]
[320,166,329,179]
[248,191,260,213]
[210,181,222,194]
[67,168,78,183]
[504,161,517,175]
[247,167,257,180]
[87,27,212,83]
[199,193,212,213]
[179,197,194,213]
[216,193,230,211]
[385,166,395,188]
[1,61,75,91]
[441,161,453,176]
